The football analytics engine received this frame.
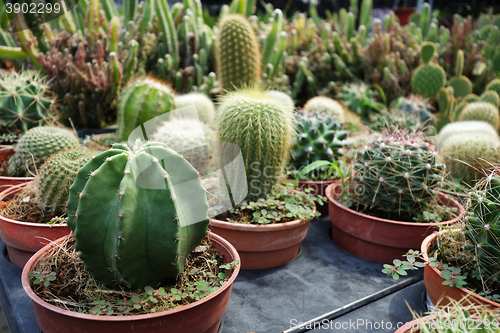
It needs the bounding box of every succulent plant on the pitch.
[0,70,58,133]
[266,90,294,112]
[480,90,500,108]
[8,126,80,177]
[338,82,384,120]
[368,107,423,133]
[486,79,500,98]
[35,148,98,215]
[173,93,215,126]
[217,87,295,201]
[411,42,446,98]
[303,96,345,123]
[448,50,473,99]
[457,101,500,131]
[436,121,498,150]
[215,14,261,90]
[352,127,445,214]
[463,94,480,103]
[116,77,175,142]
[150,118,214,175]
[394,95,434,125]
[66,139,210,290]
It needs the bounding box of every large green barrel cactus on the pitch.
[66,140,209,290]
[303,96,345,123]
[0,70,57,133]
[116,77,175,142]
[411,42,446,98]
[35,148,98,214]
[215,14,261,90]
[436,121,498,149]
[217,87,295,201]
[173,93,215,126]
[352,127,445,214]
[457,102,500,131]
[8,126,80,177]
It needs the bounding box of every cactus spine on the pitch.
[173,93,215,126]
[411,42,446,98]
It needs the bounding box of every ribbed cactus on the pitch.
[480,90,500,108]
[8,126,80,177]
[457,102,500,131]
[215,14,261,90]
[173,93,215,126]
[437,121,498,150]
[150,118,214,175]
[66,140,209,290]
[463,172,500,286]
[303,96,345,123]
[411,42,446,98]
[0,70,57,132]
[448,50,472,99]
[116,77,175,142]
[217,87,295,201]
[35,148,98,215]
[352,127,445,214]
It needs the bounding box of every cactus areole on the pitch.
[67,140,209,290]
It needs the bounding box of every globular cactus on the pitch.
[368,108,422,133]
[266,90,294,112]
[463,172,500,286]
[66,139,209,290]
[303,96,345,123]
[217,87,295,201]
[150,118,214,175]
[352,127,445,214]
[486,79,500,98]
[480,90,500,108]
[448,50,472,99]
[291,111,346,168]
[463,94,480,103]
[215,14,261,90]
[0,70,57,133]
[338,82,383,120]
[439,132,500,185]
[411,42,446,98]
[457,102,500,131]
[116,77,175,142]
[172,93,215,126]
[34,148,98,215]
[437,121,498,150]
[8,126,80,177]
[396,95,434,124]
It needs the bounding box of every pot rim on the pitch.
[0,148,34,182]
[0,183,67,229]
[21,232,241,322]
[421,229,500,308]
[325,183,463,227]
[209,216,312,232]
[281,177,343,185]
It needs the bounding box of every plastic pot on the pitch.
[0,146,33,189]
[395,7,416,26]
[22,232,240,333]
[326,183,463,263]
[0,183,70,268]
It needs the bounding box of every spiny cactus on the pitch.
[150,118,214,175]
[480,90,500,108]
[395,95,434,124]
[411,42,446,98]
[217,87,295,201]
[338,82,384,120]
[448,50,472,99]
[303,96,345,123]
[173,93,215,126]
[463,94,480,103]
[116,77,175,142]
[457,102,500,131]
[352,127,445,214]
[266,90,294,112]
[437,121,498,150]
[0,70,58,133]
[66,139,209,290]
[215,14,261,90]
[35,148,98,215]
[486,79,500,98]
[8,126,80,177]
[368,107,423,133]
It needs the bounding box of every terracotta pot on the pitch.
[395,7,416,26]
[422,230,500,309]
[22,232,240,333]
[0,183,70,268]
[0,146,33,189]
[326,183,463,263]
[393,315,436,333]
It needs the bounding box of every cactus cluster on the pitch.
[303,96,345,123]
[352,127,445,214]
[67,140,209,290]
[8,126,80,177]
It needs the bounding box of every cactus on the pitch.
[266,90,294,112]
[368,108,422,133]
[486,79,500,98]
[173,93,215,126]
[395,95,434,125]
[463,94,480,103]
[439,132,500,185]
[8,126,80,177]
[457,102,500,131]
[35,148,98,215]
[217,87,295,201]
[150,118,214,175]
[411,42,446,98]
[66,139,209,289]
[215,14,261,90]
[480,90,500,108]
[0,70,57,133]
[338,82,384,120]
[303,96,345,123]
[352,127,445,214]
[448,50,473,99]
[116,77,175,142]
[437,121,499,150]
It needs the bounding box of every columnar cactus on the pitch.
[66,140,209,290]
[217,87,295,201]
[411,42,446,98]
[215,14,261,90]
[457,102,500,131]
[0,70,57,132]
[173,93,215,126]
[8,126,80,177]
[352,127,445,214]
[116,77,175,142]
[303,96,345,123]
[35,148,98,215]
